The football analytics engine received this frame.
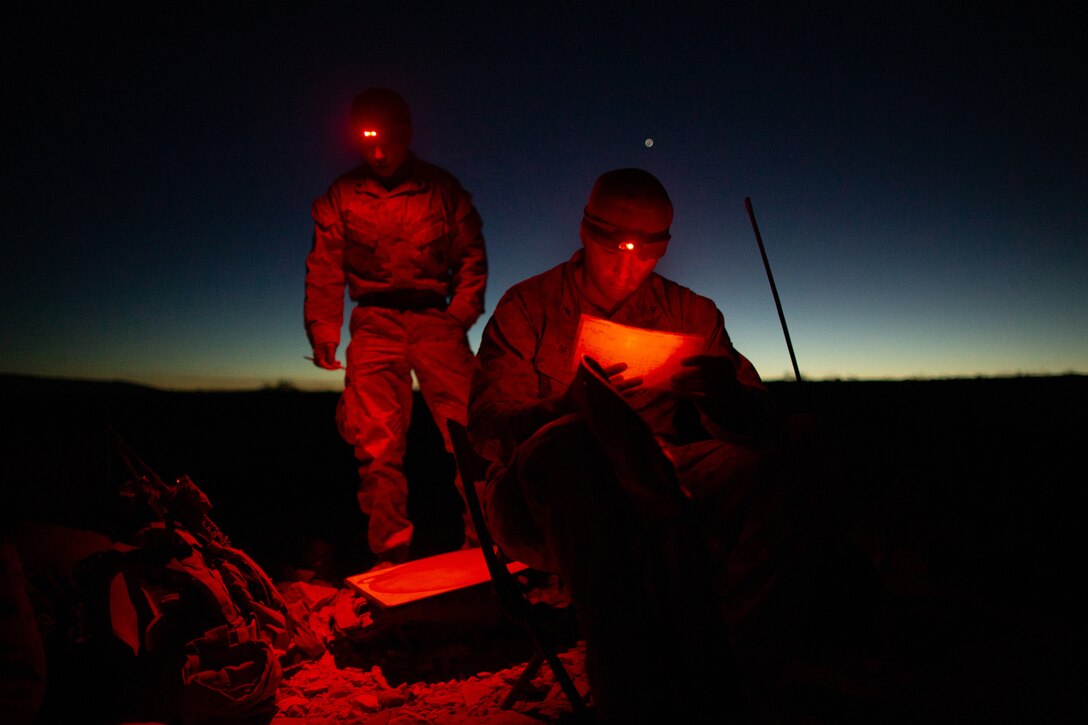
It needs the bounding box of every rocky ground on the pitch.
[268,568,590,724]
[271,578,589,724]
[273,646,589,724]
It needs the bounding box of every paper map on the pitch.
[571,314,705,388]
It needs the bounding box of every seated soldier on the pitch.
[468,168,849,722]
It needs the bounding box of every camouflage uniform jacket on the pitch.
[469,249,771,465]
[305,153,487,347]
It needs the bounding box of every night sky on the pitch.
[4,2,1085,390]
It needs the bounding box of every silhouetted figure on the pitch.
[305,88,488,566]
[469,169,856,722]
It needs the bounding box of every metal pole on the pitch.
[744,197,802,383]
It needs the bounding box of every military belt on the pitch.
[357,290,448,311]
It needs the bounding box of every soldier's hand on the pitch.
[312,343,343,371]
[600,361,643,394]
[671,354,739,403]
[558,360,641,416]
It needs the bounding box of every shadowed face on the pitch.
[357,128,411,177]
[580,195,672,309]
[351,90,413,178]
[359,140,409,177]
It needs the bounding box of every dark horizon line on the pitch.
[2,371,1085,396]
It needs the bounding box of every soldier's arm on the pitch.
[469,292,566,461]
[445,188,487,329]
[304,189,348,349]
[687,308,780,436]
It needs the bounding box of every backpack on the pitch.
[70,436,324,724]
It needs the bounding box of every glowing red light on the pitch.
[361,130,378,138]
[622,242,635,251]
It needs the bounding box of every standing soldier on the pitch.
[305,88,487,567]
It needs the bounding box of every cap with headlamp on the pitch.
[581,206,671,260]
[579,169,673,261]
[576,169,674,310]
[351,87,413,145]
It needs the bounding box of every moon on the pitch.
[644,138,654,148]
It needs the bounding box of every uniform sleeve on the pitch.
[303,188,347,347]
[444,187,488,329]
[468,290,561,462]
[703,308,767,392]
[701,307,780,436]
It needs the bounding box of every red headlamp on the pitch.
[356,123,411,144]
[581,208,670,259]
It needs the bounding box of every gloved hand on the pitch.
[311,343,343,370]
[670,354,740,405]
[560,358,643,412]
[597,360,644,395]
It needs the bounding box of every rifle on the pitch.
[111,428,229,547]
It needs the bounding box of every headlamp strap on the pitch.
[581,208,671,244]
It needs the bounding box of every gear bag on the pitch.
[71,435,324,724]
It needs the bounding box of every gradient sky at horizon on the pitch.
[3,2,1085,390]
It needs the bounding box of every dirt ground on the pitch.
[2,373,1082,722]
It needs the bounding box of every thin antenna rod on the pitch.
[744,197,802,383]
